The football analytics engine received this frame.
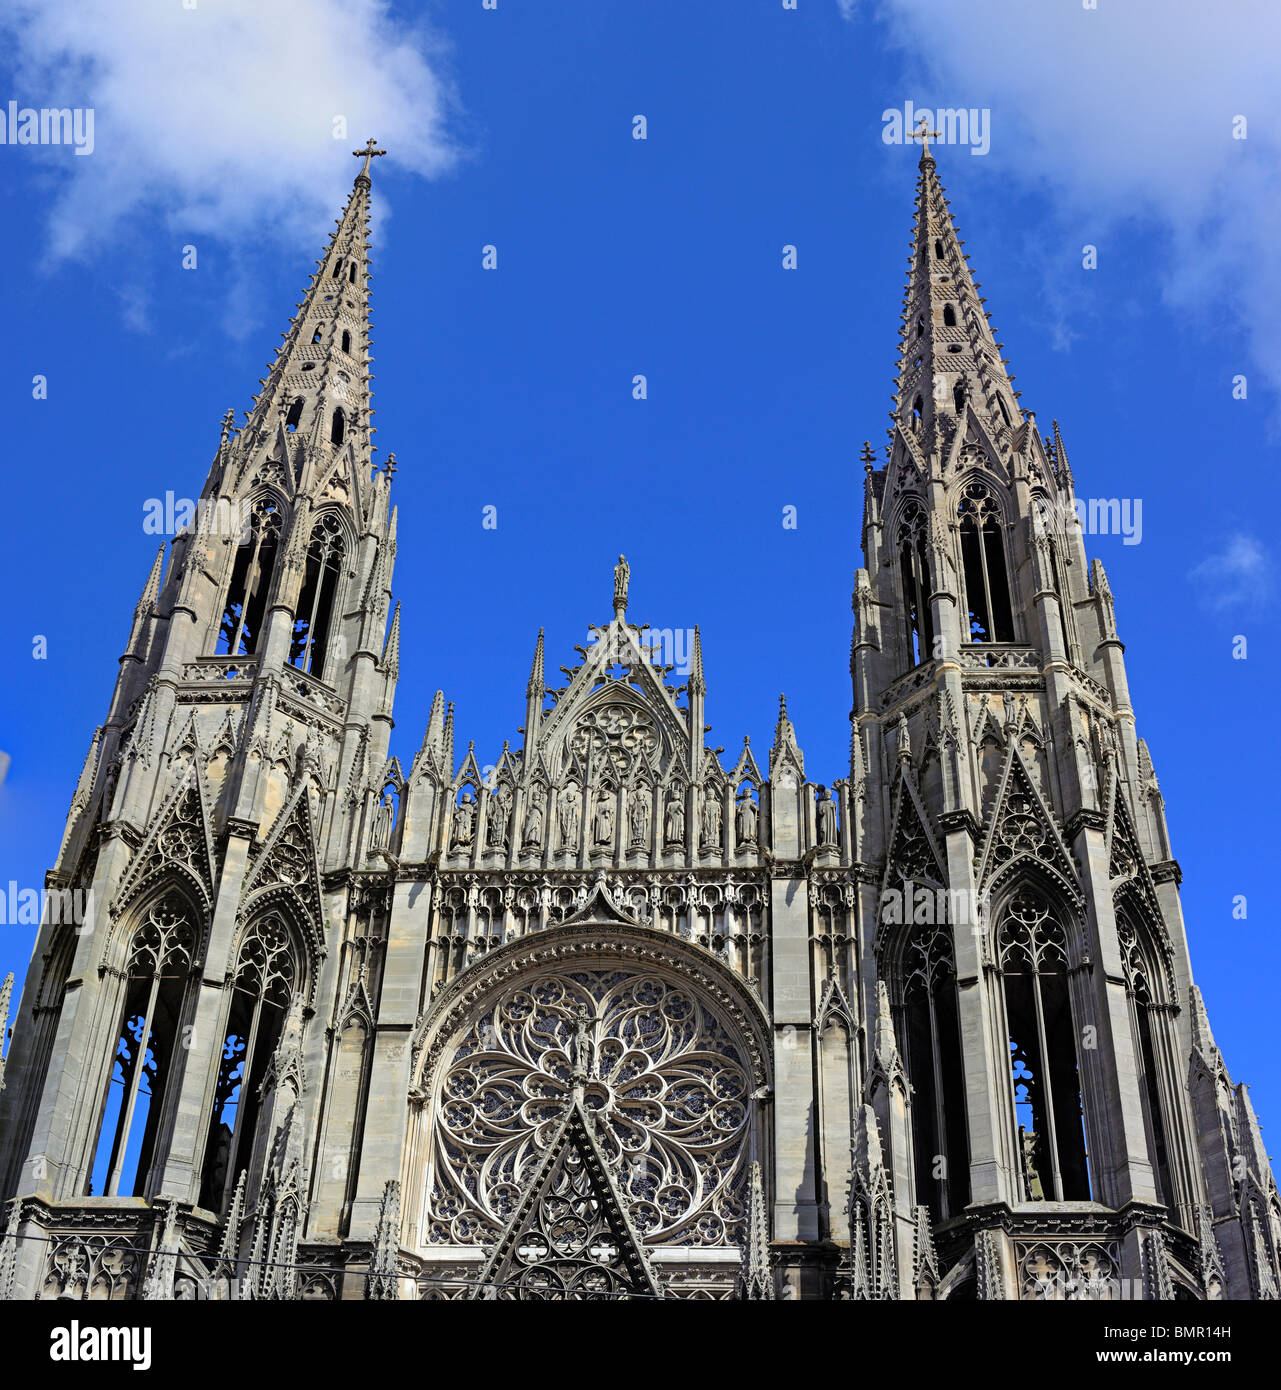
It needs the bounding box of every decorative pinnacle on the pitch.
[353,138,386,181]
[909,115,941,166]
[860,440,875,474]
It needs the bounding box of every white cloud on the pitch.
[4,0,459,265]
[844,0,1281,409]
[1189,535,1270,611]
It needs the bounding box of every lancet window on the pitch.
[289,511,346,678]
[998,887,1091,1201]
[958,482,1015,642]
[897,500,934,666]
[199,915,299,1211]
[89,896,197,1198]
[217,495,283,657]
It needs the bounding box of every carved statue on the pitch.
[559,786,581,851]
[613,553,630,616]
[593,794,615,848]
[486,793,509,850]
[701,791,722,846]
[523,793,544,848]
[630,792,650,846]
[817,786,839,846]
[735,788,757,844]
[451,792,475,849]
[571,1004,594,1080]
[369,791,395,852]
[664,793,685,845]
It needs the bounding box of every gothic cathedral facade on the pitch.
[0,142,1277,1302]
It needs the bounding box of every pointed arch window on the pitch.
[341,329,352,354]
[330,408,346,446]
[911,395,923,431]
[958,483,1014,642]
[200,916,299,1211]
[998,887,1091,1201]
[332,257,344,279]
[290,511,346,677]
[953,382,966,414]
[1117,912,1173,1208]
[311,327,322,345]
[901,922,970,1220]
[89,896,197,1198]
[943,303,957,327]
[915,314,924,339]
[285,397,304,432]
[217,495,283,658]
[348,261,358,284]
[897,500,934,667]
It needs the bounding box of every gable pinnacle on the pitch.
[526,628,546,696]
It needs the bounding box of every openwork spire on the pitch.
[231,142,385,489]
[893,126,1021,453]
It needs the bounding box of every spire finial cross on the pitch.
[352,138,387,180]
[910,116,941,162]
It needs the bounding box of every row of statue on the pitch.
[447,784,763,854]
[441,783,841,855]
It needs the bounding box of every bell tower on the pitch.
[0,145,405,1299]
[847,124,1280,1299]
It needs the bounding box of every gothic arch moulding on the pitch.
[405,922,773,1256]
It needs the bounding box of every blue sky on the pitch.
[2,1,1279,1136]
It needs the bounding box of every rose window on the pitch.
[426,969,752,1248]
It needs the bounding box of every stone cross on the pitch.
[352,138,387,179]
[910,116,941,159]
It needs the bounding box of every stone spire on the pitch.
[893,128,1021,456]
[381,601,401,679]
[230,142,385,489]
[769,694,803,779]
[523,628,546,749]
[0,973,12,1092]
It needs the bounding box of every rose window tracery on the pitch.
[570,705,658,776]
[426,969,752,1249]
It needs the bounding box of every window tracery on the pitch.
[426,969,752,1251]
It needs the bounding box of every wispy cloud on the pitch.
[3,0,459,266]
[841,0,1281,408]
[1189,535,1271,612]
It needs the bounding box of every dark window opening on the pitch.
[88,898,195,1198]
[958,484,1015,642]
[330,408,345,446]
[216,497,283,658]
[953,383,966,413]
[290,512,345,678]
[934,239,944,259]
[348,261,358,284]
[943,303,957,327]
[915,315,924,339]
[199,917,297,1213]
[285,397,303,432]
[997,396,1012,428]
[341,329,351,354]
[898,504,934,667]
[911,395,923,431]
[1000,889,1092,1202]
[903,926,970,1222]
[332,258,343,279]
[311,327,321,344]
